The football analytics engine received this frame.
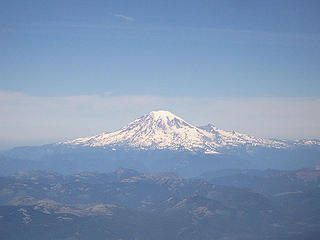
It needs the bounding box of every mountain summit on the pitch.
[62,110,287,153]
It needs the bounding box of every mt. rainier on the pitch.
[3,110,320,176]
[62,110,288,153]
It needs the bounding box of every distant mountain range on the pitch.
[1,110,320,176]
[1,168,320,240]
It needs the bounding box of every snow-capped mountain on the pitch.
[62,110,288,154]
[3,110,320,176]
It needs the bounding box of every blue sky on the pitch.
[1,0,320,97]
[0,0,320,148]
